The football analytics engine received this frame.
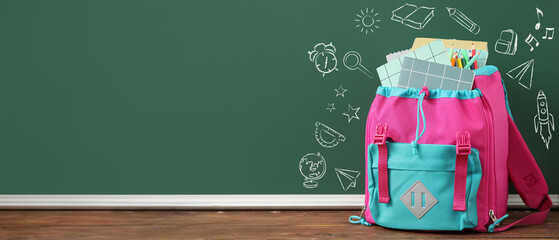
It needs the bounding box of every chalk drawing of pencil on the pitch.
[447,7,480,35]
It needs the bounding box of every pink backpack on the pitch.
[350,66,552,232]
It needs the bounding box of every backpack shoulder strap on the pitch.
[493,115,553,232]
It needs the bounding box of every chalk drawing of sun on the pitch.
[355,8,380,35]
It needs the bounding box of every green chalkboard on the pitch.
[1,0,558,194]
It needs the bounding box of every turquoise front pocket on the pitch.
[368,142,482,231]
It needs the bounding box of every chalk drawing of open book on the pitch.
[391,3,435,30]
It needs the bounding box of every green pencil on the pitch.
[464,52,480,69]
[461,50,470,66]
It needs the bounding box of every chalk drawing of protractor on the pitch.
[315,121,346,148]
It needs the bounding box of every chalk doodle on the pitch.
[299,152,327,189]
[308,43,338,77]
[314,121,346,148]
[343,51,374,78]
[335,85,348,97]
[326,103,335,112]
[535,8,543,30]
[447,7,480,35]
[495,29,517,55]
[342,104,361,123]
[543,28,554,40]
[335,168,361,191]
[534,90,555,149]
[391,3,434,30]
[525,33,540,52]
[507,59,534,90]
[354,8,380,35]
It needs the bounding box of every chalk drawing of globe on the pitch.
[299,152,326,189]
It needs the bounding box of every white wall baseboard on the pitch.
[0,194,556,209]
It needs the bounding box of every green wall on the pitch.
[0,0,557,194]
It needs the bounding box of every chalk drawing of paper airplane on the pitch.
[507,59,534,90]
[315,121,346,148]
[335,168,361,191]
[391,3,435,30]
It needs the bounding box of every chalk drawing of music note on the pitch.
[535,8,543,30]
[543,28,554,40]
[525,33,540,51]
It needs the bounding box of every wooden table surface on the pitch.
[0,210,558,239]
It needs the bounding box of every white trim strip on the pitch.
[0,194,556,209]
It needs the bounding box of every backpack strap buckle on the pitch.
[454,131,471,211]
[456,132,471,155]
[373,123,388,145]
[374,123,390,203]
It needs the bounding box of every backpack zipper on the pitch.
[489,210,498,224]
[481,96,497,229]
[488,209,509,232]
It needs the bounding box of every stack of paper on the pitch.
[412,38,489,68]
[376,38,489,91]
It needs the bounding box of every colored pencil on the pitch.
[468,51,474,70]
[471,43,479,69]
[464,52,481,69]
[461,50,470,67]
[449,44,454,60]
[451,52,457,66]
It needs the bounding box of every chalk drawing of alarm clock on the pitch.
[308,42,338,77]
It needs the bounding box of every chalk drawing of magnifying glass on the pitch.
[343,51,374,79]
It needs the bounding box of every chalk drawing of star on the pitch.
[343,104,360,123]
[335,85,347,97]
[326,103,335,112]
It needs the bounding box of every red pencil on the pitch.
[471,43,478,69]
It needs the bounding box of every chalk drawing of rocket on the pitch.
[534,90,555,149]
